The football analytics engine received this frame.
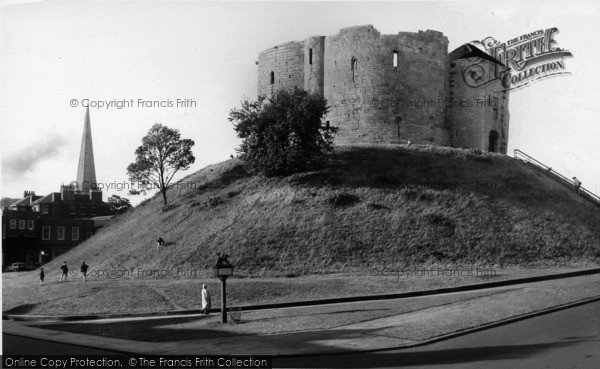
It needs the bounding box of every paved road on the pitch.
[3,300,598,368]
[2,334,124,355]
[274,300,600,368]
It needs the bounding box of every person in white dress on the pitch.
[201,284,211,315]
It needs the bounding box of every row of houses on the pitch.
[1,108,114,269]
[2,187,113,267]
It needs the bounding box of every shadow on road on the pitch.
[34,316,245,342]
[274,340,589,368]
[3,303,38,315]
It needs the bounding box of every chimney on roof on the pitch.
[90,190,103,203]
[60,185,74,202]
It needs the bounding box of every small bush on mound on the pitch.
[430,251,446,261]
[227,190,241,198]
[366,203,389,211]
[418,193,436,202]
[454,148,492,162]
[327,192,359,207]
[422,213,455,237]
[467,148,493,163]
[205,196,224,208]
[400,187,420,200]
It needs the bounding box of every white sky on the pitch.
[1,1,599,204]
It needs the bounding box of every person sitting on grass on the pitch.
[572,177,582,195]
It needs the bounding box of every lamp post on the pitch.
[212,253,234,323]
[39,251,47,266]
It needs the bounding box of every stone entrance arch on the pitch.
[488,130,499,152]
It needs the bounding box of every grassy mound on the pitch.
[23,145,600,277]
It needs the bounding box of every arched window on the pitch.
[309,48,313,65]
[270,71,274,85]
[393,51,398,68]
[351,57,357,82]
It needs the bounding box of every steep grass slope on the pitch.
[39,145,600,276]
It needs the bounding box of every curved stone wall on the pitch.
[255,25,510,152]
[324,26,450,145]
[303,36,326,96]
[257,41,304,98]
[449,58,510,153]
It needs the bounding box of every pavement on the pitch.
[3,272,600,356]
[273,299,600,368]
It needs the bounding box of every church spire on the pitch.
[76,106,97,192]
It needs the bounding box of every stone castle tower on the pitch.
[257,25,510,153]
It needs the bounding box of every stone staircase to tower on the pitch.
[514,149,600,207]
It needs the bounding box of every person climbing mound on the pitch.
[156,237,165,250]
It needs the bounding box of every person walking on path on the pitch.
[201,284,211,315]
[39,267,45,286]
[60,262,68,282]
[80,262,89,282]
[572,177,582,195]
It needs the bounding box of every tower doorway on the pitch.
[488,130,499,152]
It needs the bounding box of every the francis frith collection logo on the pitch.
[461,27,573,91]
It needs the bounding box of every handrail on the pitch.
[514,149,600,206]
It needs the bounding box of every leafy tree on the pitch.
[127,124,195,205]
[228,88,336,175]
[107,195,132,214]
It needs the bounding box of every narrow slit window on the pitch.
[270,71,275,85]
[309,48,313,65]
[351,57,357,82]
[393,51,398,68]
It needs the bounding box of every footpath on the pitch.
[3,272,600,356]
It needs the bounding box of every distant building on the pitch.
[1,108,114,268]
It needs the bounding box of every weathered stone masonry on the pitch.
[257,25,509,153]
